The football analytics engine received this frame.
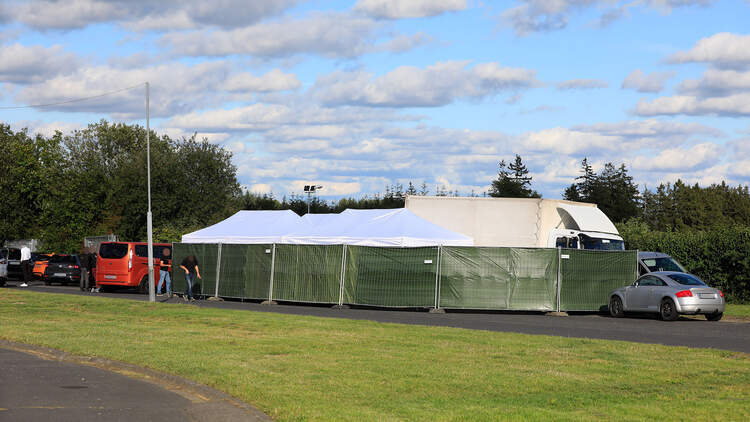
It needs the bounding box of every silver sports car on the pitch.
[609,271,725,321]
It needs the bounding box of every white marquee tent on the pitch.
[181,208,473,247]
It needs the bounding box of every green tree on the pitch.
[488,154,540,198]
[564,158,640,223]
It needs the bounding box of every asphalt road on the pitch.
[0,344,269,422]
[9,281,750,354]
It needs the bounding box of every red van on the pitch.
[95,242,172,293]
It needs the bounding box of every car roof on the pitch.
[638,251,672,259]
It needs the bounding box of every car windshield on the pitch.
[580,236,625,251]
[642,257,685,272]
[99,243,129,259]
[667,273,706,286]
[49,255,77,264]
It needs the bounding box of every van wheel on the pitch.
[138,276,149,294]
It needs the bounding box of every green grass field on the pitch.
[1,290,748,421]
[726,304,750,318]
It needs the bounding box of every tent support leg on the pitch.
[430,245,444,313]
[262,243,277,306]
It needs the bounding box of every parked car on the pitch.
[0,250,7,286]
[638,251,686,276]
[43,254,82,285]
[609,271,725,321]
[94,242,172,293]
[32,253,54,279]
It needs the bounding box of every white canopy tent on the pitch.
[181,208,473,246]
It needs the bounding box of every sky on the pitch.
[1,0,750,199]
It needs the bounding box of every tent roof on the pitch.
[286,208,473,247]
[182,208,473,246]
[181,210,304,244]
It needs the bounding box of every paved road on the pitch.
[10,282,750,354]
[0,343,269,422]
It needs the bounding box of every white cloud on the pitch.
[161,13,382,59]
[0,44,79,84]
[556,78,608,90]
[354,0,467,19]
[224,69,301,93]
[5,0,300,30]
[631,143,722,171]
[621,69,674,93]
[634,93,750,117]
[668,32,750,68]
[502,0,714,36]
[10,120,83,138]
[313,61,539,107]
[678,69,750,97]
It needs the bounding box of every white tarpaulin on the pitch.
[181,210,304,244]
[182,208,473,246]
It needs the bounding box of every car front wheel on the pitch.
[660,298,679,321]
[705,312,723,321]
[609,296,624,318]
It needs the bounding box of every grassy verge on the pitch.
[1,290,748,421]
[726,304,750,318]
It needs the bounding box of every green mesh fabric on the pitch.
[218,244,272,299]
[271,244,343,303]
[343,246,438,307]
[171,243,218,297]
[439,247,557,311]
[559,250,637,311]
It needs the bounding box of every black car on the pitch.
[43,254,82,285]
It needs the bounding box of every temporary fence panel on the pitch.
[271,244,342,303]
[343,246,438,307]
[439,247,557,311]
[171,243,219,297]
[559,249,637,311]
[217,244,272,299]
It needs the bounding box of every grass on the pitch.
[726,304,750,318]
[1,290,749,421]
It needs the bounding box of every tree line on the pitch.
[3,121,750,256]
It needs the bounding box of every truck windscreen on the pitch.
[579,235,625,250]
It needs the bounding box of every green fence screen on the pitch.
[171,243,636,312]
[343,246,438,307]
[271,244,342,303]
[171,243,219,296]
[218,244,272,299]
[439,247,557,310]
[559,249,638,311]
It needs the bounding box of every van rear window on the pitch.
[99,243,129,259]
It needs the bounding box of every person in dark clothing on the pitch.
[179,255,201,301]
[157,248,172,297]
[79,248,91,291]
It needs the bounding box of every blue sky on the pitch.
[2,0,749,199]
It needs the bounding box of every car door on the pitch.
[626,276,658,311]
[645,276,671,311]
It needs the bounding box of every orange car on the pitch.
[32,253,54,279]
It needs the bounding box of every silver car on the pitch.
[609,271,725,321]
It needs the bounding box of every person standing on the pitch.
[179,255,201,301]
[79,247,91,291]
[157,248,172,298]
[19,246,31,287]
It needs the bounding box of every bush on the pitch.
[618,220,750,303]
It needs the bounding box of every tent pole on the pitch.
[267,244,276,303]
[556,247,562,313]
[212,243,222,300]
[338,244,346,306]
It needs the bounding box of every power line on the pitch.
[0,83,145,110]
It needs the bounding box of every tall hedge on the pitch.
[618,220,750,303]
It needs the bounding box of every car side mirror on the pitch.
[632,281,639,287]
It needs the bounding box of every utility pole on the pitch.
[146,82,155,303]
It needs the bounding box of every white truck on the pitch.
[404,196,624,250]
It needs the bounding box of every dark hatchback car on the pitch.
[2,248,23,279]
[43,254,81,285]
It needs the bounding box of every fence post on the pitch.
[208,243,223,301]
[430,245,444,313]
[335,244,348,308]
[262,243,277,305]
[556,247,562,313]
